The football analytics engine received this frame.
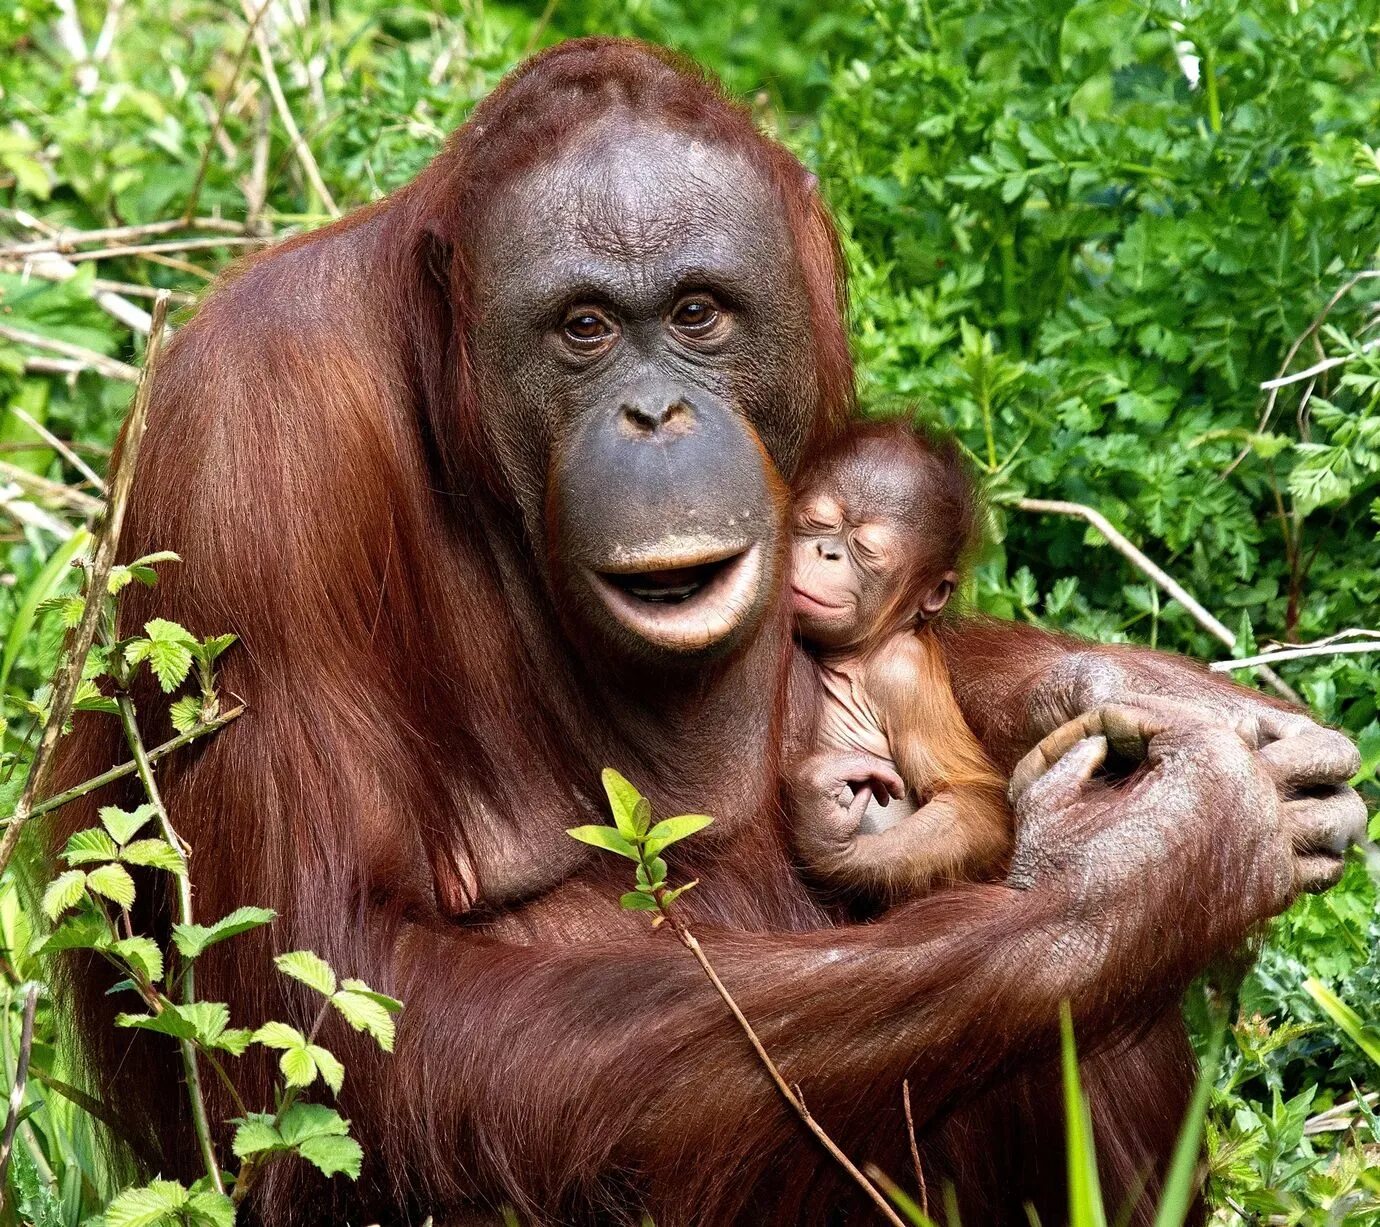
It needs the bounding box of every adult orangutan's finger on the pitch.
[1283,790,1368,856]
[1011,734,1108,815]
[1295,852,1347,895]
[1258,727,1361,790]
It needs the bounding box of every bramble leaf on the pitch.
[110,936,164,983]
[103,1178,189,1227]
[42,870,87,920]
[331,987,396,1052]
[120,838,185,874]
[280,1043,317,1087]
[169,695,203,735]
[299,1133,363,1179]
[309,1043,345,1093]
[275,949,337,997]
[100,803,157,845]
[232,1114,283,1159]
[173,906,277,959]
[61,827,119,866]
[252,1021,306,1050]
[86,862,136,909]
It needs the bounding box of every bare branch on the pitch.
[0,984,40,1211]
[1211,642,1380,672]
[0,217,247,257]
[50,237,264,264]
[0,461,104,517]
[0,322,140,381]
[1258,336,1380,391]
[1015,497,1303,705]
[0,292,171,880]
[10,407,103,488]
[239,0,340,217]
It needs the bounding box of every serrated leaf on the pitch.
[280,1043,317,1087]
[275,949,337,997]
[601,767,644,838]
[115,1004,195,1040]
[110,936,164,983]
[197,634,238,664]
[213,1027,254,1056]
[251,1020,305,1050]
[309,1044,345,1093]
[146,640,194,692]
[61,827,119,866]
[179,1001,230,1047]
[120,839,186,874]
[129,550,182,569]
[338,979,403,1014]
[86,862,136,909]
[103,1179,189,1227]
[277,1101,350,1144]
[42,870,87,920]
[232,1114,283,1159]
[186,1189,235,1227]
[37,913,111,954]
[169,695,203,735]
[172,906,277,959]
[643,813,714,859]
[100,804,157,845]
[565,824,639,860]
[298,1133,362,1179]
[331,988,396,1052]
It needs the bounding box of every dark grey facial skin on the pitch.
[465,111,821,664]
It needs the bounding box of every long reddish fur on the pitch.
[47,37,1236,1226]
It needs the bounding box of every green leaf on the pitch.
[280,1043,318,1087]
[338,979,403,1014]
[309,1044,345,1093]
[100,803,157,845]
[213,1027,254,1056]
[120,838,186,874]
[275,949,337,997]
[172,906,277,959]
[600,767,644,839]
[632,796,653,837]
[232,1114,284,1159]
[196,633,238,665]
[61,827,119,866]
[86,862,136,909]
[186,1189,235,1227]
[1060,1004,1108,1227]
[251,1021,306,1050]
[179,1001,231,1047]
[42,870,87,920]
[660,880,699,906]
[169,695,203,735]
[103,1179,189,1227]
[37,913,112,954]
[1305,979,1380,1068]
[114,1008,196,1040]
[331,988,397,1052]
[565,824,639,860]
[644,813,713,859]
[277,1101,350,1145]
[110,936,164,983]
[298,1133,363,1179]
[619,890,660,911]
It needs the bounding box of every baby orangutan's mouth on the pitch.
[589,543,762,653]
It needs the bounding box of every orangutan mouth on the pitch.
[591,544,763,652]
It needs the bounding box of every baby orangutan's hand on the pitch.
[788,751,907,849]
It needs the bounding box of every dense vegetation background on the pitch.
[0,0,1377,1222]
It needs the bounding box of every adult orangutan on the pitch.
[54,37,1364,1227]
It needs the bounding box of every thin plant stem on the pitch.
[0,983,40,1210]
[18,705,245,823]
[0,293,171,881]
[902,1079,928,1218]
[114,691,223,1194]
[656,903,907,1227]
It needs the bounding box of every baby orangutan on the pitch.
[788,421,1012,900]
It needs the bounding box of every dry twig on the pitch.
[0,322,139,382]
[0,984,40,1212]
[1015,497,1302,704]
[10,407,103,488]
[0,461,104,518]
[0,292,170,881]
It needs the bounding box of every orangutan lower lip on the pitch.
[590,545,762,652]
[791,586,847,614]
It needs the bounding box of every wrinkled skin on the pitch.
[467,113,813,663]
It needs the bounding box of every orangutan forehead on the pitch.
[807,454,933,531]
[475,114,791,273]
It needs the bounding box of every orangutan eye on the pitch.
[562,308,616,348]
[670,295,725,337]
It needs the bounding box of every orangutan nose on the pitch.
[815,539,844,562]
[621,397,696,436]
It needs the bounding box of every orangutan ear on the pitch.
[918,570,959,620]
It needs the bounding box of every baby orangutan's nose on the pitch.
[814,539,844,562]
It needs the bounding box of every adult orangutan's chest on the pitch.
[814,660,893,762]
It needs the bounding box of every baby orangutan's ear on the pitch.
[919,570,959,620]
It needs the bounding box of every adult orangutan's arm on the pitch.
[370,717,1298,1223]
[936,617,1366,891]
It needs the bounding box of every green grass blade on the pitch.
[1150,1024,1224,1227]
[1305,979,1380,1067]
[0,527,89,699]
[1060,1002,1108,1227]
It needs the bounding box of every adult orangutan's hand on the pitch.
[1029,652,1366,892]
